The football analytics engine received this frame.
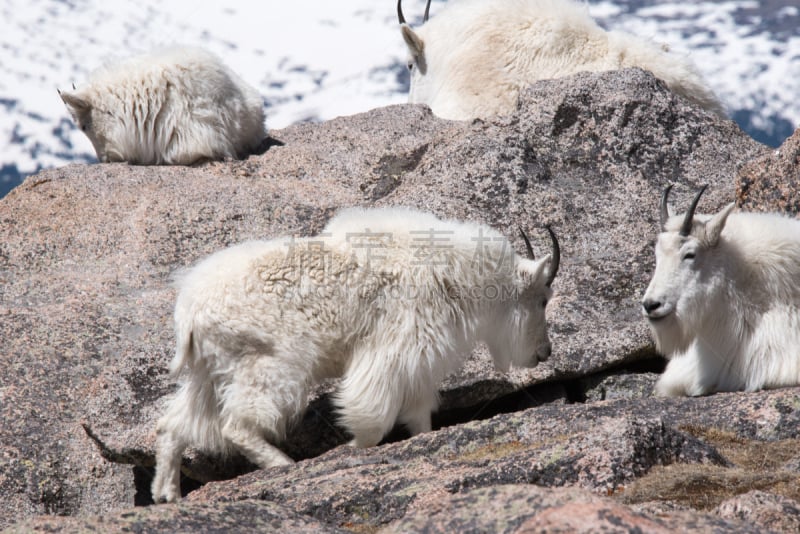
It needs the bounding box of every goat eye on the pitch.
[682,252,696,261]
[407,62,414,71]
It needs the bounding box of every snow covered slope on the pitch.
[592,0,800,147]
[1,0,798,198]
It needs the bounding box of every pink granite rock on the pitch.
[737,127,800,216]
[3,68,791,531]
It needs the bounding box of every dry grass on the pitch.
[617,426,800,510]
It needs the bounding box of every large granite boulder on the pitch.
[4,68,795,531]
[8,388,800,532]
[737,126,800,215]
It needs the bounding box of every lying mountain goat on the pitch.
[642,185,800,397]
[398,0,725,120]
[151,207,560,502]
[59,46,266,165]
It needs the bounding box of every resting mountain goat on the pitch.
[642,185,800,397]
[59,46,266,165]
[151,207,560,502]
[398,0,724,120]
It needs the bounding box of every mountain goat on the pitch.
[642,185,800,397]
[151,207,560,502]
[398,0,725,120]
[59,46,266,165]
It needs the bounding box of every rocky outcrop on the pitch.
[3,68,798,531]
[716,491,800,532]
[737,126,800,215]
[8,388,800,532]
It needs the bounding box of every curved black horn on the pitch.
[397,0,406,24]
[519,226,535,260]
[659,184,673,229]
[679,184,708,237]
[546,225,560,286]
[423,0,432,22]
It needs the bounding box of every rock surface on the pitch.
[6,500,347,534]
[384,485,753,533]
[715,491,800,533]
[3,68,798,531]
[7,388,800,532]
[737,126,800,215]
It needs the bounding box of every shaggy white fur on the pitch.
[399,0,724,120]
[151,206,559,502]
[59,46,265,165]
[642,188,800,397]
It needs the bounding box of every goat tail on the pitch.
[169,312,195,377]
[162,309,229,454]
[159,360,228,455]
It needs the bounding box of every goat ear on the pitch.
[401,24,425,58]
[705,202,735,246]
[60,91,91,115]
[517,255,550,286]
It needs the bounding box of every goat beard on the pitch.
[649,315,694,358]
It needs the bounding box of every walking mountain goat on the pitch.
[151,207,560,502]
[642,186,800,397]
[398,0,725,120]
[59,46,266,165]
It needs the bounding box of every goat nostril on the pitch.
[642,299,661,314]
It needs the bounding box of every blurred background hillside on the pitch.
[1,0,797,198]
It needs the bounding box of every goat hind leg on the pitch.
[220,370,298,469]
[222,420,294,469]
[151,421,187,503]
